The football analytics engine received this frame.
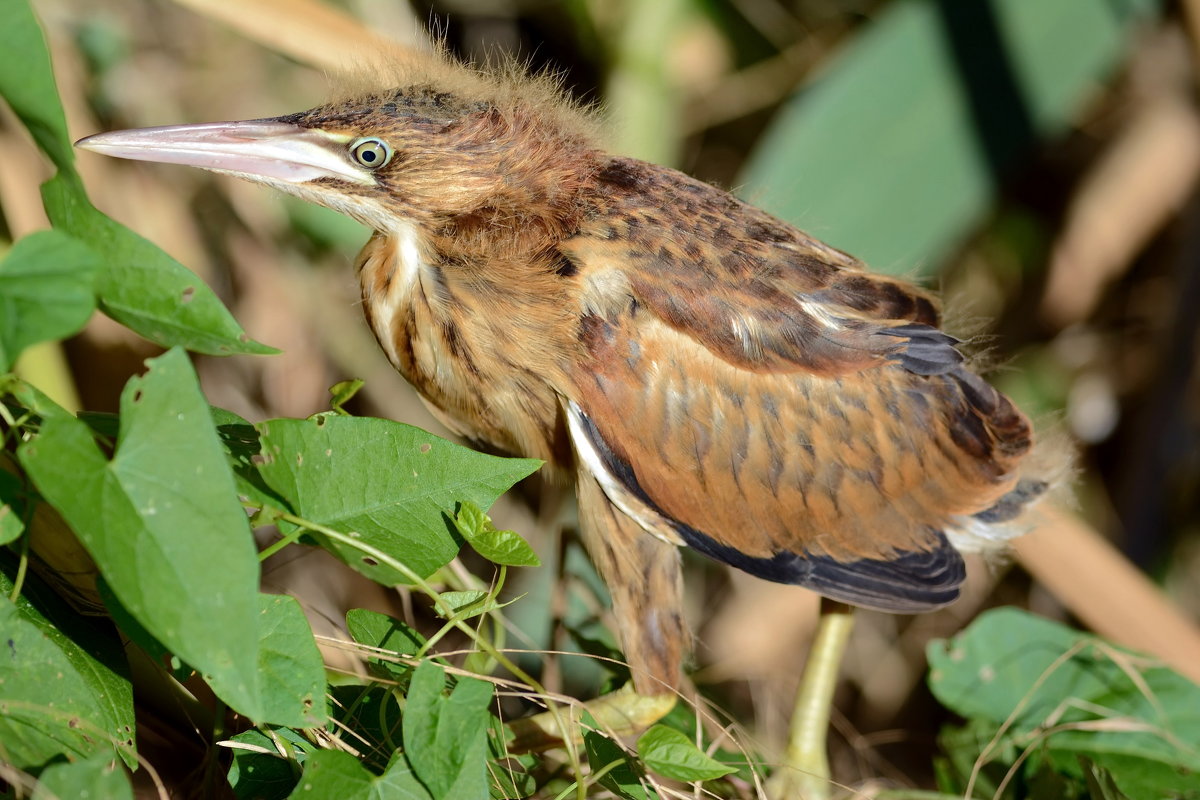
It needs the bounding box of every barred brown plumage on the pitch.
[76,53,1054,785]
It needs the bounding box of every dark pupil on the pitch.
[360,147,377,163]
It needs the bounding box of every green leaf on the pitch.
[453,501,541,567]
[0,0,75,170]
[256,593,328,728]
[636,724,736,782]
[227,726,313,800]
[40,173,276,356]
[287,750,432,800]
[0,565,135,771]
[436,590,508,621]
[253,415,540,585]
[345,608,428,681]
[370,755,440,800]
[583,730,650,800]
[403,661,494,800]
[928,608,1200,800]
[0,0,270,357]
[346,608,427,656]
[0,230,99,371]
[16,349,272,721]
[740,0,1160,275]
[32,752,133,800]
[0,596,106,766]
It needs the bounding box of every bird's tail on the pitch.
[946,419,1074,552]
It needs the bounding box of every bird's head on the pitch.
[77,73,601,254]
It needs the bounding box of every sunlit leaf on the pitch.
[0,230,98,372]
[0,565,135,771]
[403,661,493,800]
[346,608,427,681]
[254,415,540,585]
[0,0,74,169]
[929,608,1200,800]
[256,593,327,727]
[636,725,735,782]
[17,350,319,724]
[41,173,277,356]
[453,501,541,567]
[0,0,273,356]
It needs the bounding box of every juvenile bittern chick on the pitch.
[78,58,1047,741]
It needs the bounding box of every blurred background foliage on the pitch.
[3,0,1199,794]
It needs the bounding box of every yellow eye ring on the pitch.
[350,138,392,170]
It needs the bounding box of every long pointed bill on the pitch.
[75,120,370,186]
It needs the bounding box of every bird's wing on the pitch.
[558,159,1033,611]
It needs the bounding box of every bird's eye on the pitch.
[350,138,392,170]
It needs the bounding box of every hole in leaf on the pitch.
[131,389,143,404]
[419,443,431,453]
[362,556,379,567]
[181,286,196,303]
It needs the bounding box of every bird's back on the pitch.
[556,156,1046,610]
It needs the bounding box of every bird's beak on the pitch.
[75,120,371,186]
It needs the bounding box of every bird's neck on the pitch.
[356,219,580,467]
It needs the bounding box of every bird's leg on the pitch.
[574,471,690,698]
[768,598,855,800]
[506,472,685,752]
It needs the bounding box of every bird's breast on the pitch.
[355,228,576,467]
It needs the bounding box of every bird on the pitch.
[77,54,1051,790]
